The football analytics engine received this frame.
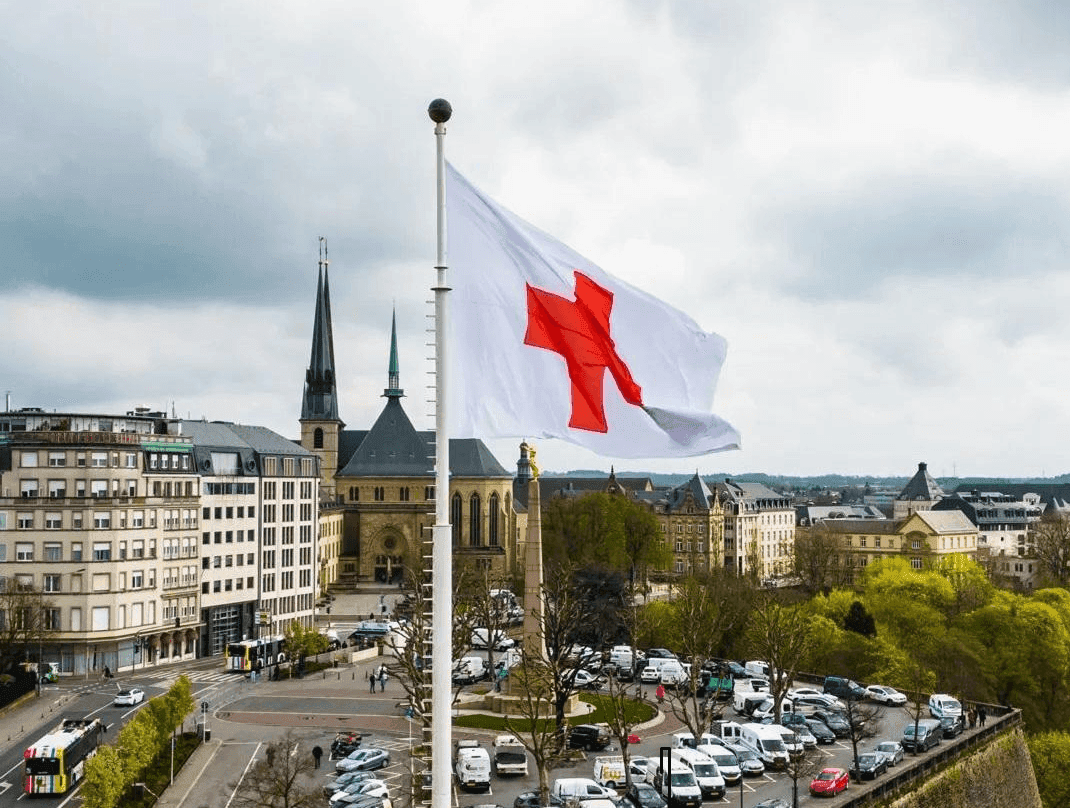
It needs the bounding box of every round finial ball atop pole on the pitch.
[428,98,452,123]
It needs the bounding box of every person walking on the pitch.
[368,668,376,693]
[979,706,987,726]
[312,746,323,769]
[379,665,388,692]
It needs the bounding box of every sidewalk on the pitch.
[154,738,222,808]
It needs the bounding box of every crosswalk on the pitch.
[145,670,237,688]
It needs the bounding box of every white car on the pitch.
[113,687,146,706]
[639,666,661,684]
[787,687,825,700]
[866,685,907,706]
[330,780,390,805]
[573,669,605,689]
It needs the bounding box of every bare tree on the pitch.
[792,524,850,596]
[660,573,749,739]
[502,651,572,803]
[1033,511,1070,586]
[596,669,646,787]
[897,659,937,757]
[746,597,816,724]
[455,562,519,677]
[782,746,825,808]
[229,731,320,808]
[840,697,882,772]
[0,579,54,674]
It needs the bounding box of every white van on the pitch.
[696,743,742,786]
[552,778,616,801]
[592,756,627,789]
[671,748,726,800]
[928,694,962,719]
[609,646,634,671]
[451,656,487,685]
[744,660,770,678]
[738,723,789,770]
[648,762,702,808]
[659,660,688,687]
[454,741,491,792]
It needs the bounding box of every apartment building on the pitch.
[714,479,795,579]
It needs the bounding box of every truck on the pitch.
[451,656,488,685]
[493,735,528,777]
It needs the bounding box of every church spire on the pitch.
[384,308,404,398]
[301,238,340,421]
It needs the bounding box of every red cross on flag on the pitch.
[446,162,740,459]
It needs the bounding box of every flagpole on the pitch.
[428,97,452,808]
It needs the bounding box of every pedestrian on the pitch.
[312,745,323,769]
[379,665,387,692]
[368,668,376,693]
[969,707,976,729]
[655,684,665,703]
[979,706,986,726]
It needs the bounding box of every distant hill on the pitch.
[539,469,1070,492]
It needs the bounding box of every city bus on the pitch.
[23,717,106,795]
[225,635,287,672]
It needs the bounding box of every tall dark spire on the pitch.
[384,308,404,398]
[301,239,340,420]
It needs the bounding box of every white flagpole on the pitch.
[428,97,453,808]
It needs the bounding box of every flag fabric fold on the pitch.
[445,162,741,459]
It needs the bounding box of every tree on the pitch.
[502,652,570,804]
[541,493,668,576]
[658,572,751,739]
[792,525,849,596]
[229,730,321,808]
[0,580,54,674]
[843,601,876,637]
[1028,731,1070,808]
[1034,511,1070,586]
[840,697,882,772]
[782,746,825,808]
[745,597,816,723]
[283,620,328,669]
[595,670,647,787]
[82,745,126,808]
[454,563,516,676]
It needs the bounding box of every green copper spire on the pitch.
[384,308,403,398]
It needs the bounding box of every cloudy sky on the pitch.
[3,1,1068,478]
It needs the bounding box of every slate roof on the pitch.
[906,510,976,534]
[797,504,888,525]
[897,462,944,502]
[179,420,316,476]
[334,400,510,479]
[657,472,715,511]
[951,483,1070,513]
[538,475,655,500]
[813,518,901,535]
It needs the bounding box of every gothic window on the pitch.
[451,494,462,546]
[313,428,323,449]
[488,493,500,547]
[470,494,481,547]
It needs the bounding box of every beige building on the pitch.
[646,473,725,576]
[818,509,979,582]
[714,479,795,579]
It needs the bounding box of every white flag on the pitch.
[446,163,740,459]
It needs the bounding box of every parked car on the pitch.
[902,719,942,752]
[639,666,662,684]
[573,669,606,690]
[811,709,851,737]
[874,740,904,766]
[568,724,611,751]
[629,756,652,778]
[325,771,380,796]
[786,687,825,700]
[624,782,667,808]
[929,694,962,719]
[823,676,867,701]
[330,780,390,805]
[646,648,677,660]
[754,800,790,808]
[722,742,764,777]
[471,628,516,651]
[514,792,564,808]
[779,712,809,729]
[848,752,887,781]
[113,687,145,706]
[805,719,836,745]
[940,714,965,738]
[809,768,850,797]
[865,685,907,706]
[336,748,391,773]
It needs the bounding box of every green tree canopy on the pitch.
[541,493,669,574]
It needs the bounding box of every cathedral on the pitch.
[297,258,526,587]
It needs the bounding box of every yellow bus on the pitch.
[225,634,287,672]
[23,717,105,795]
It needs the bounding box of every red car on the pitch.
[809,767,849,797]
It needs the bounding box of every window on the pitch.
[72,542,82,561]
[48,452,66,467]
[313,427,323,448]
[910,557,923,570]
[16,542,33,561]
[131,571,143,588]
[374,487,385,502]
[45,513,62,530]
[17,513,33,530]
[20,451,38,468]
[93,542,111,561]
[20,479,39,498]
[47,479,66,498]
[125,452,137,468]
[43,574,60,593]
[488,493,499,546]
[94,512,111,529]
[91,452,108,468]
[91,480,107,498]
[425,486,434,500]
[44,608,60,631]
[399,487,409,501]
[44,542,61,560]
[451,494,462,544]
